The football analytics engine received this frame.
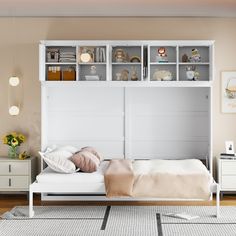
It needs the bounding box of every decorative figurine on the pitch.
[114,48,127,62]
[121,69,129,81]
[130,67,138,81]
[116,73,122,81]
[152,70,172,81]
[186,66,200,81]
[130,56,141,63]
[189,48,201,62]
[156,47,168,62]
[182,54,188,62]
[90,65,97,75]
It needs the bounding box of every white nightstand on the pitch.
[218,157,236,198]
[0,157,37,195]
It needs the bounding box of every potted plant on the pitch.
[2,132,26,159]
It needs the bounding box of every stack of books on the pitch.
[220,153,236,159]
[59,51,76,62]
[95,48,106,62]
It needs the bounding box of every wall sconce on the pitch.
[8,76,21,116]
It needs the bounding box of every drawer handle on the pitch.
[9,164,11,173]
[9,178,11,187]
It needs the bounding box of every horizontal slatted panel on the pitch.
[45,86,124,158]
[127,87,209,159]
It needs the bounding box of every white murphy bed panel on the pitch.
[42,84,211,161]
[38,40,214,202]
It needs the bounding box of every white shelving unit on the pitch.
[40,40,214,84]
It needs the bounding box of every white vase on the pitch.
[186,71,195,80]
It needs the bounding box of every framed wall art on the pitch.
[221,71,236,113]
[225,141,235,155]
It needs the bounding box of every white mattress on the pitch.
[36,161,109,184]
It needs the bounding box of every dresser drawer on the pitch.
[0,176,29,189]
[0,162,29,175]
[221,176,236,189]
[221,161,236,175]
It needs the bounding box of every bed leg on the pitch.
[216,184,220,218]
[29,188,34,218]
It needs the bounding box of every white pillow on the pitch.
[39,149,77,174]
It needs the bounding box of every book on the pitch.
[96,47,100,62]
[220,153,235,156]
[164,212,200,220]
[101,48,106,62]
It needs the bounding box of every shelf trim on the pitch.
[179,62,210,65]
[112,62,142,65]
[42,80,213,88]
[150,62,177,65]
[46,62,76,65]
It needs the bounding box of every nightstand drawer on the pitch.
[0,162,29,175]
[0,176,29,189]
[221,176,236,189]
[221,161,236,175]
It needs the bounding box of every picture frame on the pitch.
[221,71,236,113]
[225,141,235,155]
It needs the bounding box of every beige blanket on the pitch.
[104,159,134,197]
[104,159,212,200]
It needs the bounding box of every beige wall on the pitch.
[0,17,236,171]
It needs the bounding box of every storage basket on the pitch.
[62,70,76,81]
[47,71,60,81]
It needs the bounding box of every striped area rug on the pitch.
[1,206,236,236]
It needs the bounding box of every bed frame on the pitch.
[29,40,220,218]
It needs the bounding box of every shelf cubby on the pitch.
[78,64,106,81]
[46,46,76,63]
[46,64,76,81]
[112,64,142,81]
[179,64,209,81]
[179,46,210,63]
[150,64,177,81]
[111,46,142,63]
[150,46,177,63]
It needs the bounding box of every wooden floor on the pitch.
[1,194,236,215]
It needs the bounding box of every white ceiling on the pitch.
[0,0,236,17]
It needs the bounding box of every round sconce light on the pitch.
[9,105,20,116]
[9,76,20,86]
[8,76,22,116]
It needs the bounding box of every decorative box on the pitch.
[63,70,76,81]
[46,49,59,62]
[47,66,61,81]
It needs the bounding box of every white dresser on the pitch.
[218,157,236,198]
[0,157,37,193]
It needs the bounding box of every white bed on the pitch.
[30,159,220,218]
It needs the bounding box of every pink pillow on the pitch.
[80,147,103,161]
[71,151,100,173]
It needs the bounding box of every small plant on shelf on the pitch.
[2,132,28,159]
